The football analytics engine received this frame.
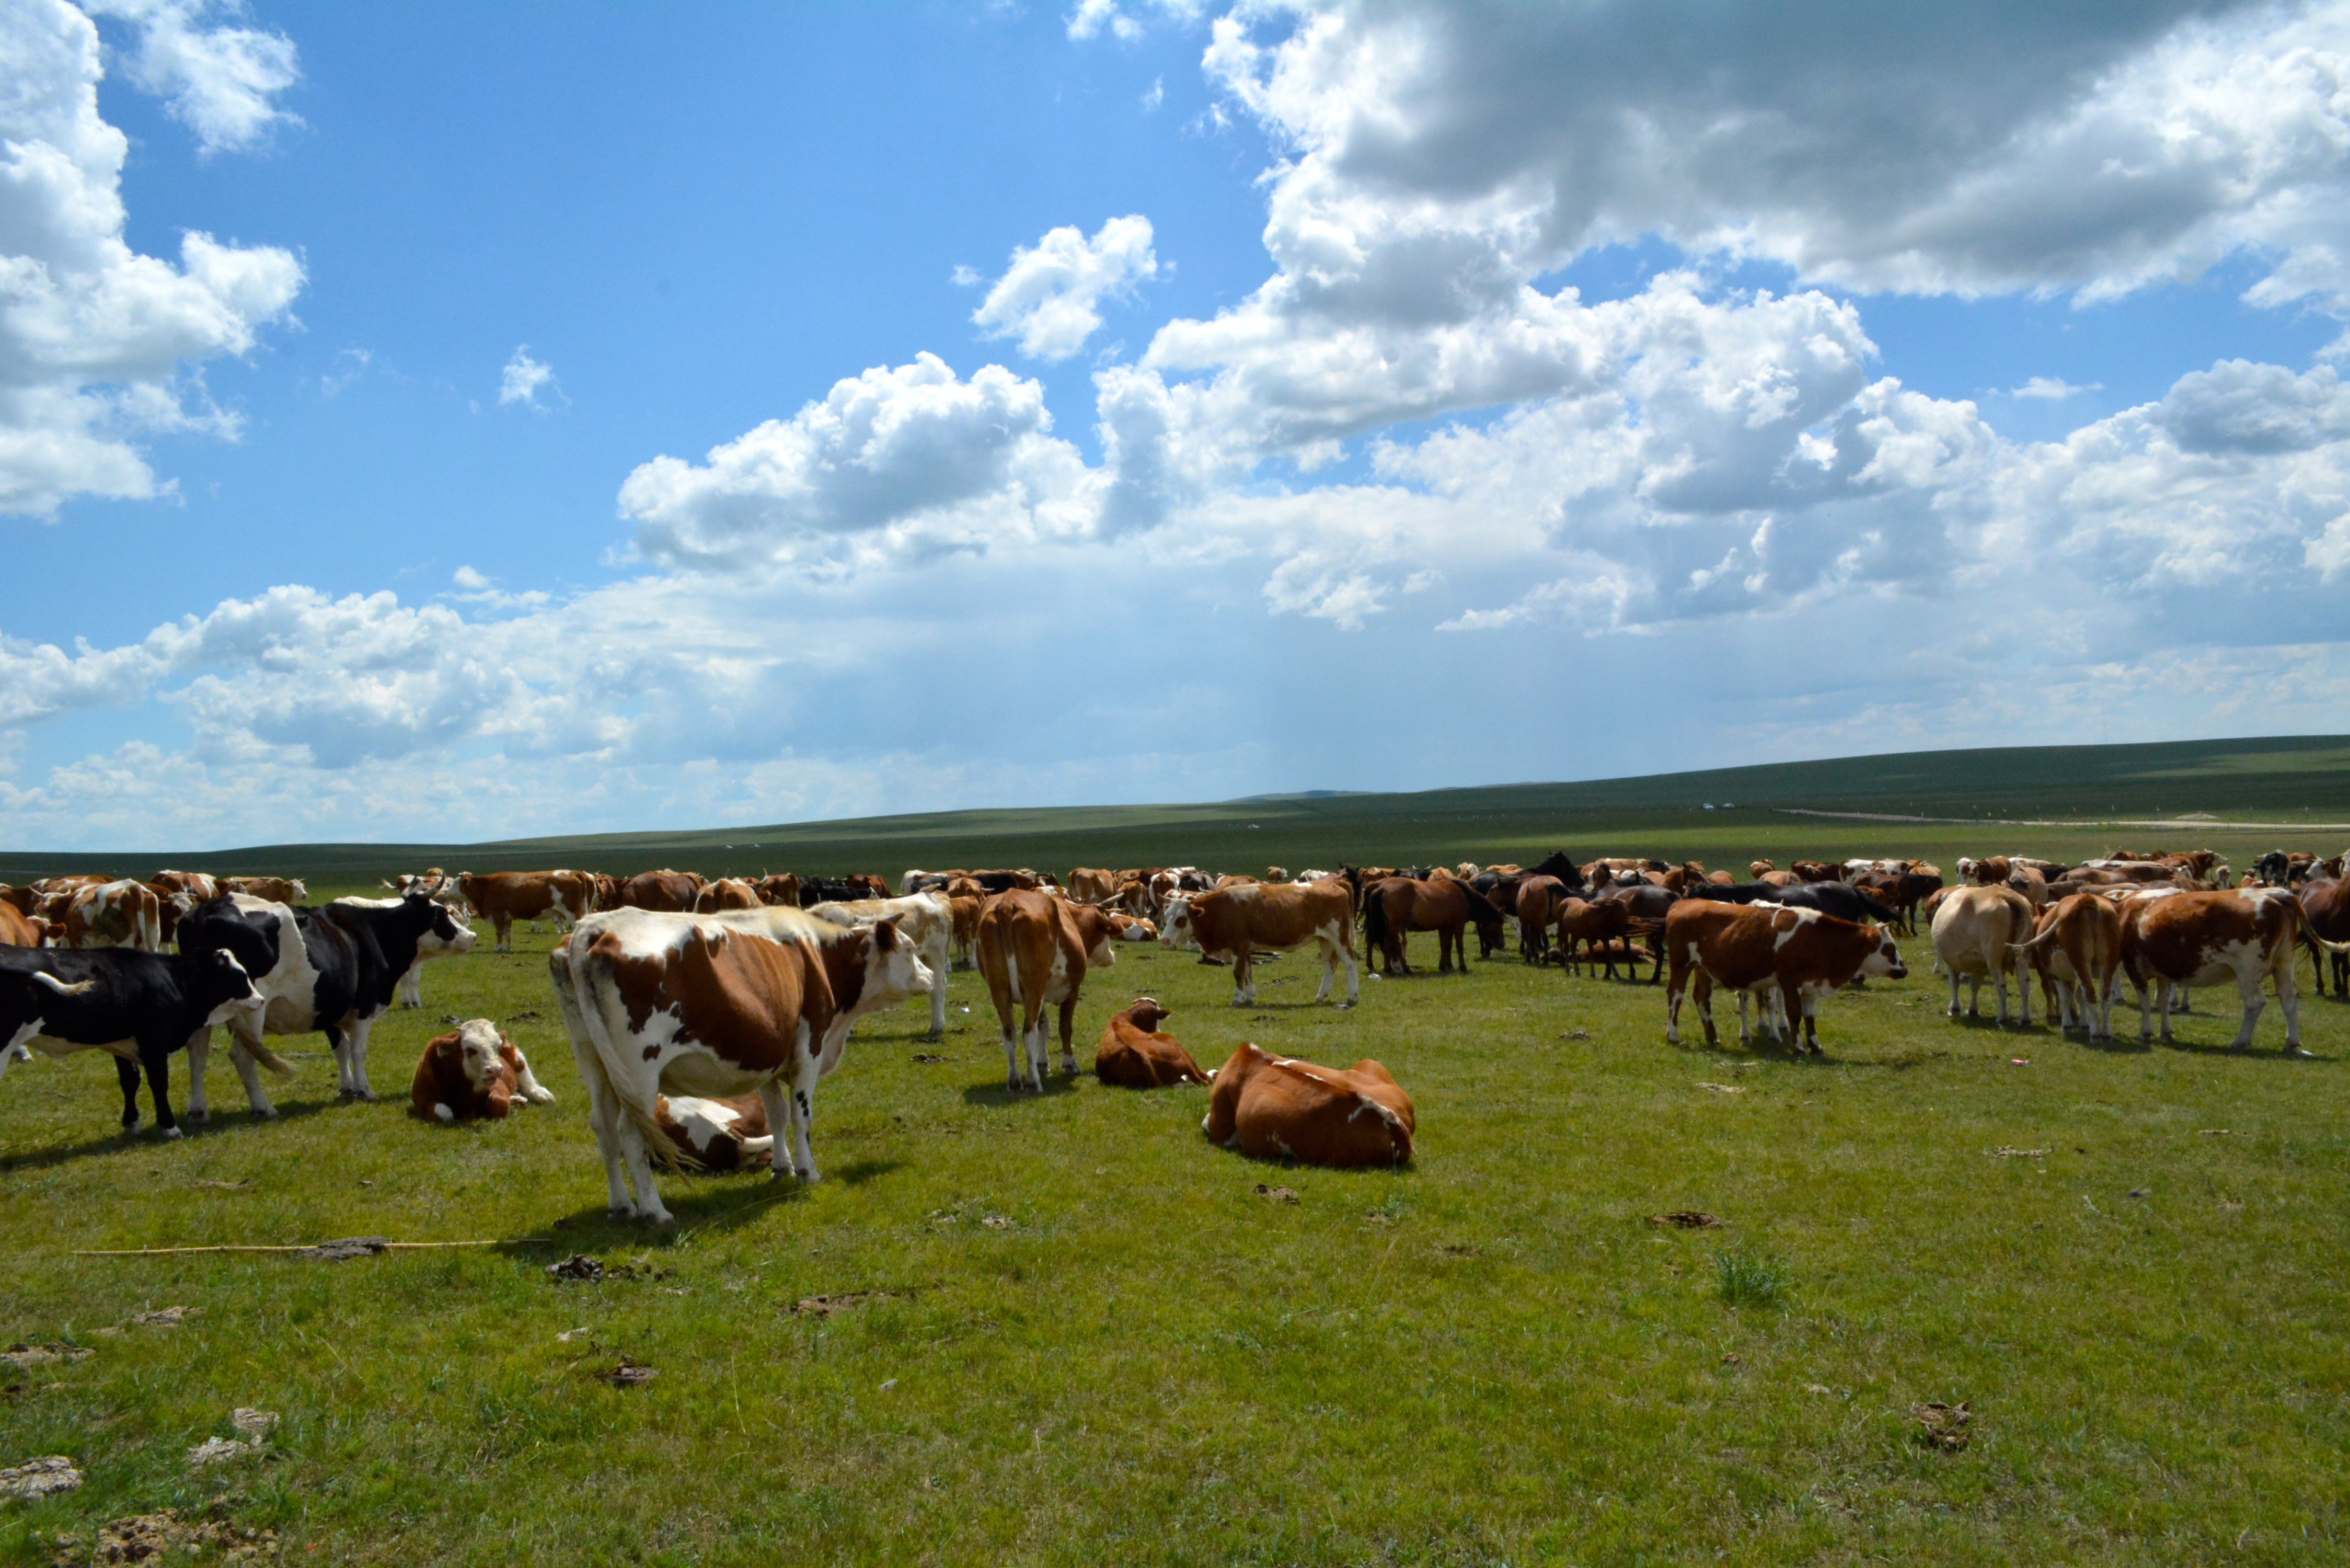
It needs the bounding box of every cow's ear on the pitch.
[874,917,901,950]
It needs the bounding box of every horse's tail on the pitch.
[1363,884,1392,954]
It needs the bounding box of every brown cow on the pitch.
[2298,877,2350,996]
[2011,893,2124,1040]
[1790,861,1841,884]
[458,870,596,953]
[222,876,307,904]
[409,1019,552,1123]
[1664,900,1907,1054]
[654,1093,773,1169]
[978,891,1125,1090]
[151,869,221,903]
[620,869,705,911]
[0,904,42,947]
[1931,885,2038,1025]
[2122,887,2343,1053]
[695,878,762,913]
[1202,1043,1414,1167]
[1095,998,1208,1087]
[1068,868,1121,905]
[1748,859,1776,878]
[1160,879,1360,1007]
[753,874,801,908]
[948,894,982,970]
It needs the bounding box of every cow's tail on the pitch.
[137,898,162,954]
[571,936,683,1170]
[2282,894,2350,955]
[32,972,95,997]
[234,1033,298,1077]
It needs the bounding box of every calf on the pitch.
[1931,886,2038,1025]
[1202,1043,1414,1166]
[409,1019,552,1123]
[1161,879,1360,1007]
[1664,900,1906,1055]
[549,906,932,1223]
[0,947,268,1138]
[1095,998,1208,1087]
[655,1093,774,1170]
[979,891,1125,1091]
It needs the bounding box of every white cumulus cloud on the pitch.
[498,345,556,408]
[85,0,300,156]
[972,215,1158,360]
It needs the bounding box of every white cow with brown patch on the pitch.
[2120,887,2343,1053]
[1158,878,1360,1007]
[806,892,954,1039]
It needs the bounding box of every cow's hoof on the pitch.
[186,1107,210,1125]
[797,1168,820,1184]
[2287,1045,2313,1058]
[159,1126,183,1140]
[251,1106,279,1121]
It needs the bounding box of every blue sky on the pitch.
[9,0,2350,849]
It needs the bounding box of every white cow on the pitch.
[1930,885,2037,1025]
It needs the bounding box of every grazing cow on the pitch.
[978,891,1125,1091]
[457,870,596,953]
[620,870,705,912]
[1362,877,1505,975]
[654,1093,774,1170]
[695,878,762,913]
[1931,886,2038,1025]
[2121,887,2342,1053]
[0,947,269,1138]
[178,892,475,1112]
[1095,998,1208,1087]
[753,874,801,908]
[330,895,476,1009]
[1161,879,1361,1007]
[59,880,163,952]
[550,905,933,1223]
[409,1019,552,1123]
[1758,869,1800,887]
[1664,901,1906,1054]
[808,892,955,1039]
[223,877,307,904]
[1264,866,1293,883]
[1515,875,1569,961]
[2005,865,2051,909]
[384,869,451,896]
[2011,893,2123,1040]
[1749,860,1776,879]
[2298,877,2350,996]
[593,873,624,911]
[1202,1043,1414,1167]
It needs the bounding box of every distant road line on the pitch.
[1772,809,2350,831]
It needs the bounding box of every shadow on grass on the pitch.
[960,1076,1082,1107]
[524,1157,907,1250]
[0,1093,346,1173]
[2152,1033,2336,1063]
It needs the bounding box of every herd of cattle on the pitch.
[1,844,2343,1219]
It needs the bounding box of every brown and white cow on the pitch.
[977,891,1125,1090]
[1095,998,1208,1088]
[222,876,307,904]
[58,880,163,952]
[618,870,705,912]
[653,1093,774,1169]
[1202,1043,1415,1166]
[2011,893,2123,1040]
[409,1018,551,1123]
[549,905,934,1223]
[151,869,221,904]
[0,904,43,948]
[2120,887,2342,1053]
[1160,878,1360,1007]
[695,878,762,913]
[1664,900,1906,1054]
[753,874,801,908]
[458,870,596,953]
[1068,868,1121,905]
[807,892,954,1039]
[1931,885,2038,1025]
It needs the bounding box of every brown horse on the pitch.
[1553,896,1628,973]
[1592,882,1676,982]
[1515,875,1569,962]
[1362,877,1506,975]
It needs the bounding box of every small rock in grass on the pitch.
[0,1455,80,1500]
[230,1410,277,1440]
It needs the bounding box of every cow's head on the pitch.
[454,1019,512,1090]
[863,917,934,1003]
[410,892,478,956]
[1119,918,1157,942]
[197,950,262,1024]
[1157,895,1194,948]
[1860,928,1908,982]
[1126,997,1171,1033]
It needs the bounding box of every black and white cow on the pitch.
[0,947,270,1138]
[178,891,475,1112]
[331,894,476,1009]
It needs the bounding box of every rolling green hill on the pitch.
[9,733,2350,884]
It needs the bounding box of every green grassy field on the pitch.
[3,869,2346,1564]
[10,734,2350,887]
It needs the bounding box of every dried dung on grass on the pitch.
[600,1361,659,1388]
[1254,1184,1300,1205]
[1648,1211,1721,1229]
[124,1306,193,1329]
[1,1456,81,1501]
[912,1053,947,1064]
[297,1237,386,1262]
[68,1506,278,1565]
[790,1290,907,1318]
[2,1345,91,1370]
[1913,1401,1972,1451]
[1986,1147,2051,1159]
[547,1255,675,1284]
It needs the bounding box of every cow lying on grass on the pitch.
[410,1019,552,1123]
[655,1093,773,1169]
[1202,1043,1415,1167]
[1095,998,1207,1087]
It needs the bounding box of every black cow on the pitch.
[798,877,880,906]
[0,947,271,1138]
[1696,881,1903,925]
[178,891,473,1110]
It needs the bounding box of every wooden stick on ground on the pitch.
[72,1238,542,1256]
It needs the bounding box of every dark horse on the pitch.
[1362,877,1507,975]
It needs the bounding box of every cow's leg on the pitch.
[1695,972,1720,1047]
[2158,979,2178,1041]
[1000,1021,1024,1092]
[1733,988,1752,1048]
[788,1051,824,1181]
[1232,948,1255,1007]
[114,1054,143,1132]
[1021,993,1049,1093]
[611,1109,671,1225]
[2229,964,2266,1050]
[137,1042,178,1139]
[1058,996,1079,1078]
[2276,953,2307,1055]
[185,1029,213,1123]
[927,955,948,1040]
[2013,956,2031,1027]
[1948,967,1962,1017]
[1665,953,1689,1044]
[398,962,424,1009]
[345,1016,378,1101]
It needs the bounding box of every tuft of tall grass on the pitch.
[1714,1246,1790,1310]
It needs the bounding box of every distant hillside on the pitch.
[7,734,2349,884]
